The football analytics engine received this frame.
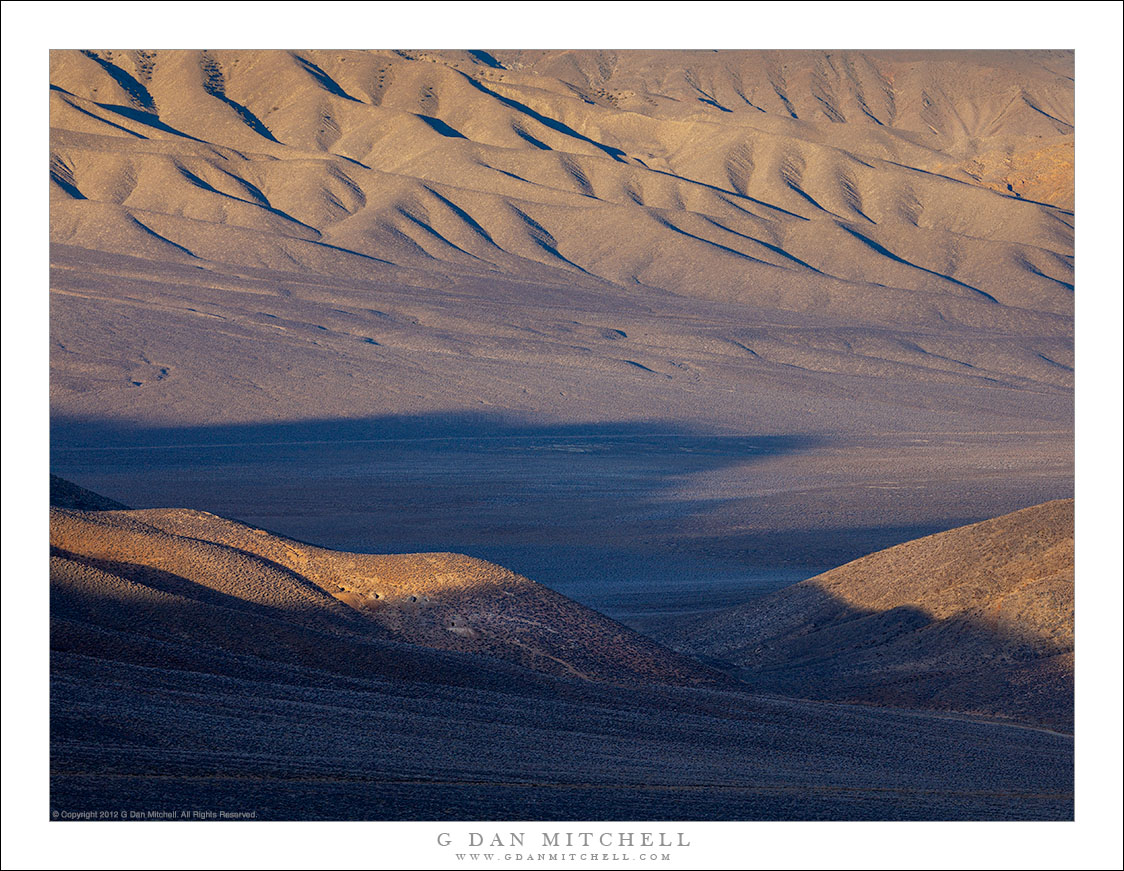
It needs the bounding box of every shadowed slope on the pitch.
[50,502,724,688]
[49,480,1072,820]
[663,500,1074,730]
[50,49,1073,320]
[50,474,129,511]
[50,51,1073,553]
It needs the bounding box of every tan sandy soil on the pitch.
[51,501,725,688]
[49,50,1074,589]
[662,500,1074,730]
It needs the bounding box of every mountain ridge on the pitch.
[51,496,727,689]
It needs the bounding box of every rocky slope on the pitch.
[662,500,1075,730]
[51,501,723,688]
[48,480,1073,820]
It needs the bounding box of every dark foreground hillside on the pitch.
[49,484,1072,820]
[663,500,1074,731]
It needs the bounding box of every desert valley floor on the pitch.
[48,48,1074,820]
